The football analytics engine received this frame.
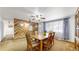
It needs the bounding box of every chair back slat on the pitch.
[25,31,32,50]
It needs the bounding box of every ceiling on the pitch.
[0,7,77,21]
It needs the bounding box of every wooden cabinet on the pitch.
[75,8,79,49]
[75,8,79,38]
[75,10,79,37]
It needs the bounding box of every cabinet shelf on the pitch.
[75,8,79,38]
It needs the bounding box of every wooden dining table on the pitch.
[31,35,48,51]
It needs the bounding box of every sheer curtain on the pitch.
[45,20,64,39]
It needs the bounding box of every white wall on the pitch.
[0,17,14,41]
[69,16,75,42]
[0,17,3,41]
[3,18,14,38]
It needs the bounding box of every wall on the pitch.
[69,16,75,42]
[42,7,76,22]
[38,23,44,34]
[0,17,3,41]
[3,18,14,38]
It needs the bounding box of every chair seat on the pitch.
[32,42,40,51]
[32,43,39,47]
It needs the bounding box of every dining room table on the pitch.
[31,34,48,51]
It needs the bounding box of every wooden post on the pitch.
[40,40,43,51]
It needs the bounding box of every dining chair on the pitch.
[25,31,40,51]
[43,32,55,51]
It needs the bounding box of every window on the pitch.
[45,20,64,39]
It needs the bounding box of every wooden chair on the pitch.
[74,38,79,50]
[43,32,55,51]
[52,32,55,45]
[25,31,40,51]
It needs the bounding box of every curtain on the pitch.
[63,17,70,40]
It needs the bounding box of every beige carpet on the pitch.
[0,38,27,51]
[0,39,78,51]
[50,40,77,51]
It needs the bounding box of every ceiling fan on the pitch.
[30,14,46,22]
